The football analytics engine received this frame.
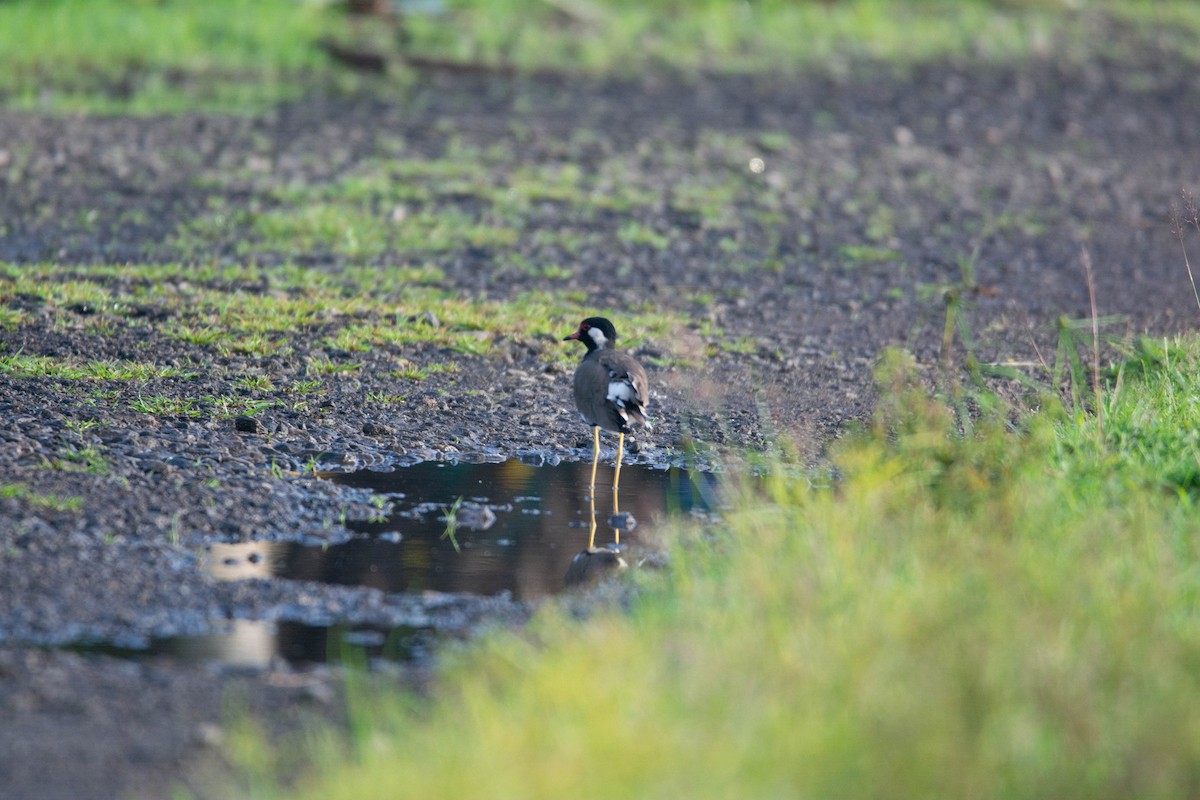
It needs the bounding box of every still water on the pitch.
[73,459,716,667]
[211,458,716,602]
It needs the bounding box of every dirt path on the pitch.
[1,44,1198,798]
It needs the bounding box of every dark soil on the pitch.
[2,40,1199,799]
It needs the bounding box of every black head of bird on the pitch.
[563,316,618,354]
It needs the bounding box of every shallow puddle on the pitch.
[212,458,717,602]
[67,619,428,668]
[70,459,715,668]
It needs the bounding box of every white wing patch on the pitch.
[607,379,638,408]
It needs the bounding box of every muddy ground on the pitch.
[2,36,1199,799]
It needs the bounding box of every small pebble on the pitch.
[608,512,637,531]
[193,722,226,748]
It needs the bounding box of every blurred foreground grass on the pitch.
[2,0,1199,113]
[228,337,1200,799]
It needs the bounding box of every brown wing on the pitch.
[579,350,650,433]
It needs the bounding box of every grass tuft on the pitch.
[4,1,1200,114]
[221,335,1200,800]
[0,483,83,513]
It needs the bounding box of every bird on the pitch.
[563,317,652,498]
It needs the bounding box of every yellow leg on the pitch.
[613,432,625,490]
[588,426,600,493]
[612,431,625,546]
[612,489,620,546]
[587,487,598,551]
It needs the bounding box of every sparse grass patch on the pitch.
[251,203,393,259]
[216,334,291,358]
[0,352,195,382]
[130,395,200,418]
[365,391,406,405]
[168,324,223,346]
[52,445,109,476]
[388,361,430,381]
[838,243,904,266]
[389,360,460,381]
[0,483,82,513]
[1,270,119,310]
[208,396,276,419]
[2,265,680,381]
[287,379,324,395]
[236,375,274,392]
[64,417,102,435]
[0,305,26,329]
[88,387,120,405]
[129,393,275,419]
[720,335,759,355]
[307,356,362,377]
[323,325,376,354]
[617,220,671,251]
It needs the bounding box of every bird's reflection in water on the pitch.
[564,482,632,587]
[216,459,715,600]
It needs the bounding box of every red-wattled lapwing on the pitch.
[563,317,652,495]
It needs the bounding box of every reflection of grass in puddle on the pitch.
[60,618,429,669]
[440,496,464,554]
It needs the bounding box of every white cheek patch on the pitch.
[587,327,608,348]
[608,380,637,408]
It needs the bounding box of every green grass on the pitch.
[243,203,520,259]
[129,393,275,419]
[0,483,83,513]
[0,0,331,113]
[388,360,459,381]
[838,244,904,266]
[222,337,1200,799]
[405,0,1198,74]
[0,352,196,382]
[1057,335,1200,496]
[169,135,786,273]
[51,445,110,476]
[3,1,1199,114]
[1,263,680,369]
[130,394,201,417]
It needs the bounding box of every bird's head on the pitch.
[563,317,618,351]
